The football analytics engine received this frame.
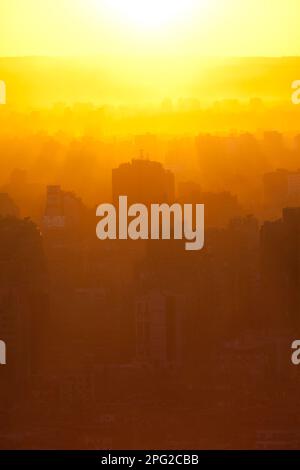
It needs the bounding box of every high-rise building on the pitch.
[43,185,85,231]
[0,193,19,218]
[43,186,88,289]
[112,159,175,206]
[261,207,300,327]
[135,290,182,368]
[263,169,300,217]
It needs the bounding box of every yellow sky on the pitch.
[0,0,300,58]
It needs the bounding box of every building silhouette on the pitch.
[264,169,300,217]
[261,207,300,327]
[112,159,175,206]
[0,193,19,218]
[43,185,85,231]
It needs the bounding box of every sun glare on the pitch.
[101,0,200,31]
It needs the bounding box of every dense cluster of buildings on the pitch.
[0,158,300,448]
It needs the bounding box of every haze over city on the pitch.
[1,0,300,452]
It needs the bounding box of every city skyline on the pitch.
[1,0,300,453]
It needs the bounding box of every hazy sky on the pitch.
[1,0,300,58]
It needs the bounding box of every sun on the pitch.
[101,0,200,31]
